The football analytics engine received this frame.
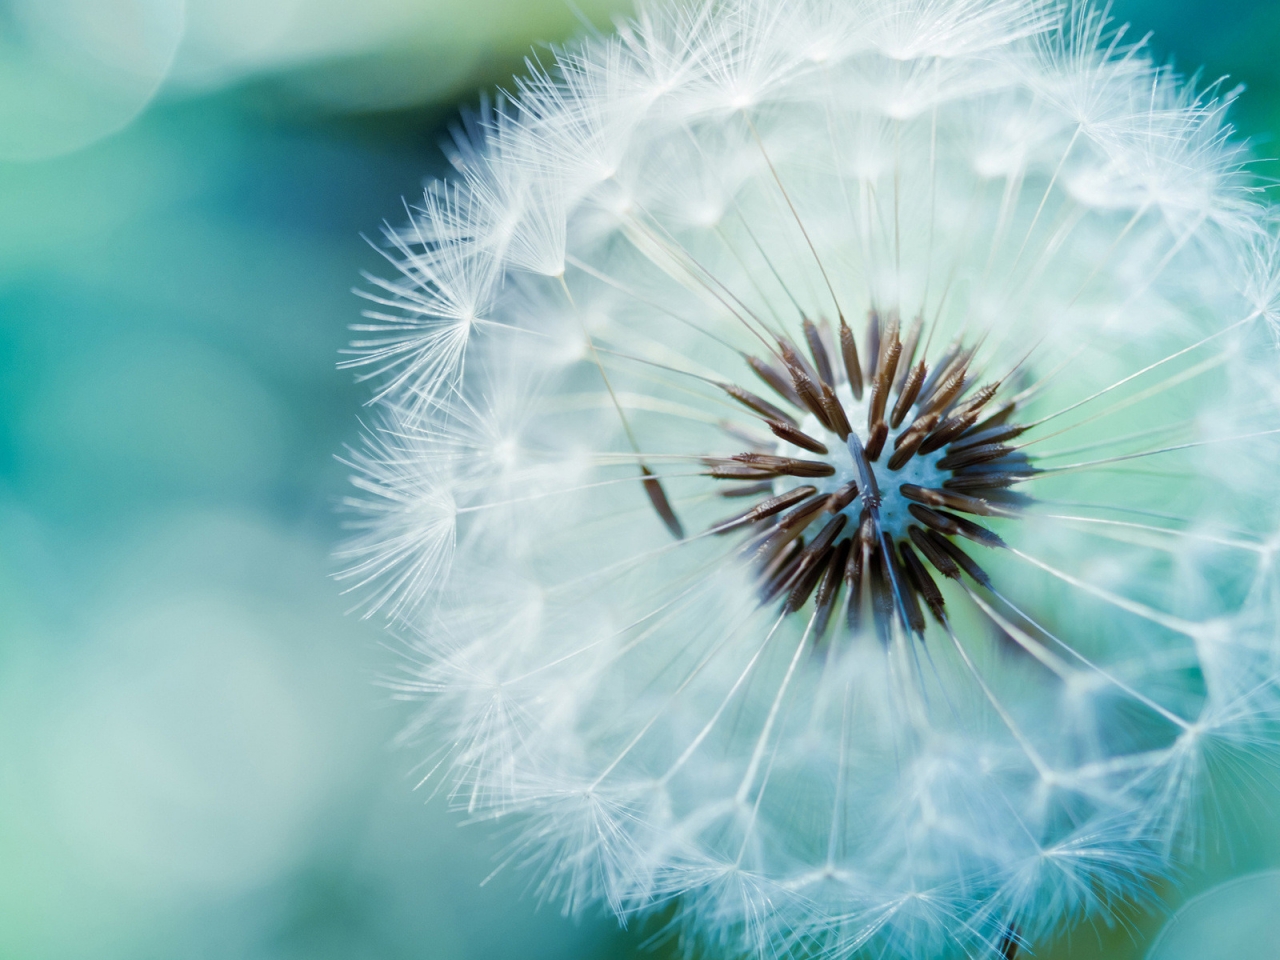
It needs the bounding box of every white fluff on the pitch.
[343,1,1280,956]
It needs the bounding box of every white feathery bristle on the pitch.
[343,1,1280,956]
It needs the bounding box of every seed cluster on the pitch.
[702,309,1035,642]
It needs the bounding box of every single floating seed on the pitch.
[641,467,684,539]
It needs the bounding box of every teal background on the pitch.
[0,2,1276,958]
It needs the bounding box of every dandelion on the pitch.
[343,0,1280,956]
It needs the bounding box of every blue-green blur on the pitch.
[1,1,1277,958]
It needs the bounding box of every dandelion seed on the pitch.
[344,1,1280,957]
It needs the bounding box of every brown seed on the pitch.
[898,484,1013,518]
[641,467,684,539]
[781,515,848,608]
[864,420,889,461]
[868,339,901,427]
[900,541,946,624]
[907,504,1005,548]
[779,335,823,386]
[718,481,775,498]
[707,463,788,480]
[839,317,864,399]
[804,512,849,557]
[781,343,834,428]
[865,308,882,381]
[719,382,798,427]
[925,530,994,587]
[845,517,873,631]
[785,546,833,612]
[936,443,1016,471]
[964,400,1017,438]
[887,418,940,471]
[866,545,895,645]
[948,420,1028,451]
[917,383,1000,453]
[706,454,837,479]
[893,411,942,450]
[919,364,968,417]
[847,433,881,504]
[894,315,923,394]
[1000,925,1021,960]
[907,525,960,580]
[803,318,835,387]
[765,456,838,478]
[915,340,961,405]
[890,360,927,428]
[762,539,809,602]
[717,420,772,449]
[708,485,818,534]
[776,494,830,531]
[767,419,828,454]
[943,471,1032,492]
[818,317,840,384]
[812,538,851,640]
[891,545,927,635]
[746,355,803,407]
[752,495,828,560]
[824,480,860,514]
[821,381,853,440]
[876,314,900,375]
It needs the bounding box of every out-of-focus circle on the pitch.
[1146,870,1280,960]
[166,0,303,89]
[43,590,331,899]
[0,0,184,161]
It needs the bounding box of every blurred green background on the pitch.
[0,1,1277,958]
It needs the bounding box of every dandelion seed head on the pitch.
[344,0,1280,956]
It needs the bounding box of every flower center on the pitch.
[698,308,1036,642]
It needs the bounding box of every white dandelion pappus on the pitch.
[344,0,1280,956]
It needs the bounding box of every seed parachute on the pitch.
[339,1,1280,957]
